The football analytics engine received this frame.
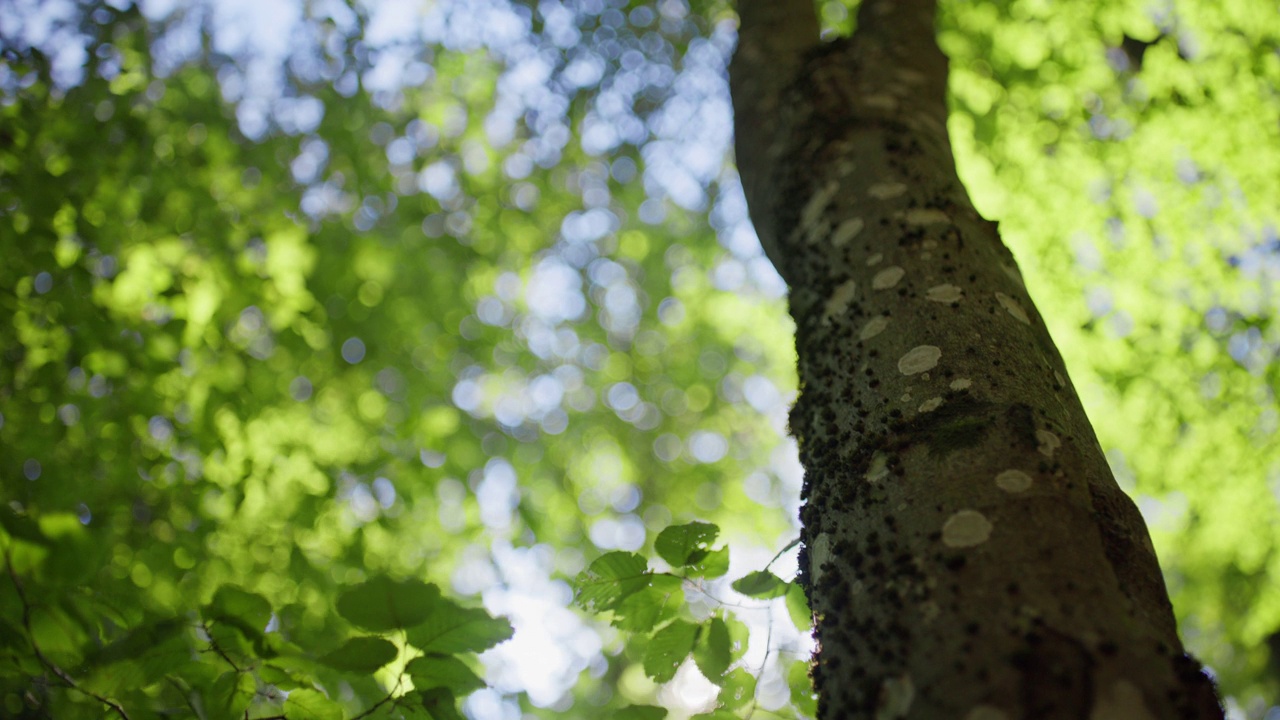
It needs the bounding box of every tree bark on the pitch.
[729,1,1224,718]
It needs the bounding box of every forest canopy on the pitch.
[1,0,1279,718]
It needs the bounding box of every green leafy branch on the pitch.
[4,547,132,719]
[1,553,513,720]
[571,523,816,720]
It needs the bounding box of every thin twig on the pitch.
[351,675,405,720]
[200,621,243,672]
[4,548,132,719]
[764,537,801,572]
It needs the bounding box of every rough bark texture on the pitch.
[730,0,1225,718]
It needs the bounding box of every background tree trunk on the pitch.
[730,0,1224,717]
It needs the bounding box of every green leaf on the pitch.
[654,522,720,567]
[643,620,698,683]
[788,658,817,716]
[613,584,684,632]
[785,582,811,632]
[689,711,740,720]
[419,687,465,720]
[573,551,652,613]
[206,670,255,718]
[335,576,441,632]
[208,585,272,632]
[686,546,729,579]
[693,617,731,682]
[615,705,668,720]
[731,570,789,599]
[318,636,399,672]
[720,668,757,710]
[406,653,485,694]
[406,602,513,654]
[284,688,343,720]
[85,617,186,666]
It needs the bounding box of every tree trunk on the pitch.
[729,1,1225,718]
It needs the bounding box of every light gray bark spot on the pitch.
[810,532,832,587]
[876,674,914,720]
[950,378,972,390]
[864,94,898,111]
[1001,262,1026,287]
[823,279,858,325]
[1090,679,1157,720]
[1054,370,1066,387]
[918,600,940,624]
[902,208,951,225]
[868,182,907,199]
[995,469,1033,493]
[873,266,906,289]
[1036,429,1061,458]
[860,316,889,340]
[995,292,1031,324]
[866,252,884,266]
[865,452,890,483]
[965,706,1011,720]
[895,68,926,85]
[831,217,865,246]
[918,396,943,413]
[926,283,963,303]
[801,180,840,231]
[898,345,942,375]
[942,510,993,548]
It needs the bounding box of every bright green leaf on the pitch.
[318,636,399,672]
[335,577,441,632]
[406,602,513,654]
[206,670,255,719]
[574,551,652,613]
[208,585,272,632]
[693,617,731,682]
[419,687,465,720]
[643,620,698,683]
[406,653,485,694]
[720,668,757,710]
[731,570,789,599]
[284,688,344,720]
[654,522,720,567]
[686,546,729,579]
[689,711,740,720]
[615,705,668,720]
[785,582,811,632]
[613,584,684,632]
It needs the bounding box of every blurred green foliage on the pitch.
[0,0,1278,717]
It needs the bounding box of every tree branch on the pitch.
[4,549,132,720]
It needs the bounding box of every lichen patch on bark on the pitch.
[1036,429,1062,458]
[898,345,942,375]
[823,279,858,325]
[942,509,994,548]
[995,469,1034,492]
[868,182,907,199]
[831,217,865,246]
[873,265,906,289]
[926,283,963,303]
[995,291,1031,324]
[860,316,889,340]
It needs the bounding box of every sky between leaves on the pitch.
[1,0,1280,718]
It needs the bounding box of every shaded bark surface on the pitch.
[730,0,1224,718]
